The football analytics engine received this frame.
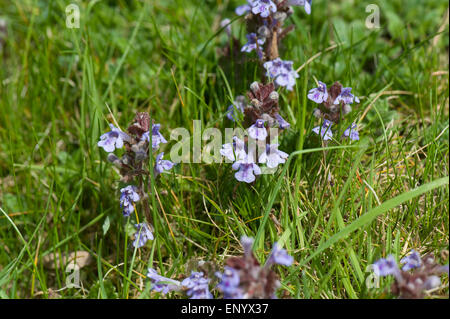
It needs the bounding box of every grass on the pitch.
[0,0,448,299]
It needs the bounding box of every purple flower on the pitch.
[263,58,298,91]
[307,81,328,104]
[258,144,288,168]
[343,123,359,141]
[154,152,175,175]
[235,0,254,15]
[400,250,422,271]
[226,96,246,121]
[132,223,154,248]
[372,255,401,277]
[334,87,360,105]
[263,58,284,78]
[119,185,140,217]
[220,136,246,162]
[289,0,312,14]
[147,268,181,294]
[312,119,333,141]
[241,33,265,54]
[142,124,168,150]
[232,154,262,183]
[266,242,294,267]
[181,272,213,299]
[248,119,267,140]
[251,0,277,18]
[216,266,243,299]
[98,124,130,153]
[275,114,290,130]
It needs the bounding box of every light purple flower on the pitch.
[334,87,360,105]
[248,119,267,140]
[258,144,288,168]
[343,123,359,141]
[275,70,299,91]
[312,119,333,141]
[251,0,277,18]
[400,250,422,271]
[275,114,290,130]
[98,124,130,153]
[147,268,181,294]
[154,152,175,175]
[120,185,140,217]
[372,255,400,277]
[226,97,246,121]
[241,33,265,54]
[289,0,312,14]
[235,0,254,15]
[232,154,261,183]
[266,242,294,267]
[307,81,328,104]
[220,136,246,161]
[263,58,298,91]
[181,272,213,299]
[142,124,168,150]
[132,223,154,248]
[216,266,243,299]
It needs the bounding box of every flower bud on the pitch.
[107,153,122,168]
[273,12,287,22]
[261,113,275,127]
[257,26,270,38]
[313,108,322,118]
[250,81,260,93]
[251,98,262,108]
[269,91,279,100]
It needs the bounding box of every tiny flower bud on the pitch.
[273,12,287,22]
[251,98,262,108]
[313,108,322,118]
[269,91,279,100]
[250,81,260,93]
[107,153,122,168]
[122,154,132,166]
[257,26,270,38]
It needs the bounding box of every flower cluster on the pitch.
[221,82,290,183]
[372,250,449,299]
[146,237,294,299]
[147,268,213,299]
[234,0,310,74]
[215,236,293,299]
[98,112,175,248]
[308,81,360,141]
